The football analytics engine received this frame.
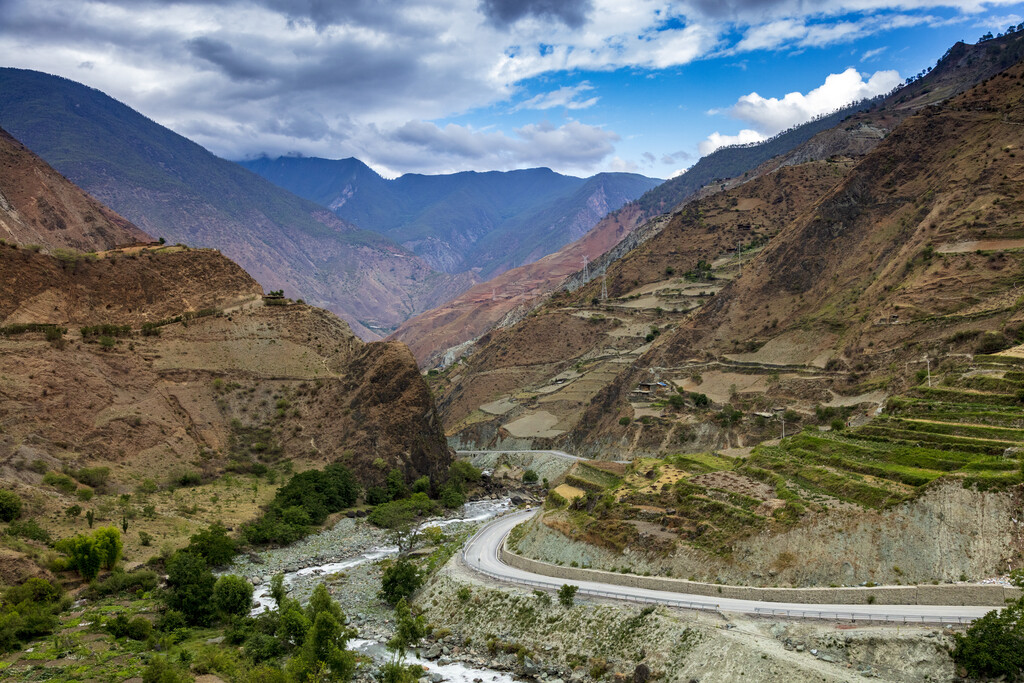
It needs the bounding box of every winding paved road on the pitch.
[462,509,997,624]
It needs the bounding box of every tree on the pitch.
[213,575,253,619]
[383,598,426,683]
[187,522,237,567]
[952,598,1024,679]
[93,527,123,570]
[385,468,409,501]
[0,490,22,522]
[306,583,342,624]
[269,573,286,607]
[56,534,102,580]
[165,551,215,625]
[379,558,423,605]
[411,476,431,494]
[522,469,539,484]
[558,584,578,607]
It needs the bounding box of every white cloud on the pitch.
[860,46,887,61]
[699,67,901,154]
[698,129,764,155]
[729,68,901,133]
[512,82,599,111]
[0,0,1014,174]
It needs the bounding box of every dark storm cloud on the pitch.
[187,37,271,81]
[479,0,593,28]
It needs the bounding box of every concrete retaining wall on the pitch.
[500,545,1019,607]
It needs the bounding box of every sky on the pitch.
[1,1,1023,179]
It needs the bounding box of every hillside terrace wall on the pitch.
[500,543,1019,607]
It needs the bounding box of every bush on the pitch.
[0,490,22,521]
[88,568,159,598]
[43,472,76,494]
[449,461,481,486]
[6,519,51,543]
[106,614,152,640]
[439,484,465,509]
[618,416,631,426]
[690,392,710,408]
[165,551,215,625]
[379,558,423,605]
[368,493,440,529]
[0,578,65,653]
[155,609,188,633]
[411,476,431,494]
[187,522,237,567]
[93,527,123,569]
[952,598,1024,680]
[523,469,539,484]
[72,466,111,490]
[213,575,254,619]
[456,586,471,602]
[558,584,578,607]
[976,332,1012,355]
[56,534,103,580]
[142,655,191,683]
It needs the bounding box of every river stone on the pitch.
[429,674,443,683]
[523,657,540,676]
[425,645,442,659]
[633,663,650,683]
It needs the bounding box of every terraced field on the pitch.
[543,354,1024,558]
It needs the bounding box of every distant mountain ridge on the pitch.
[239,155,661,278]
[0,68,473,339]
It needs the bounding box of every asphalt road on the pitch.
[462,509,998,624]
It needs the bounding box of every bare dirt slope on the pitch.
[0,245,452,498]
[0,127,149,251]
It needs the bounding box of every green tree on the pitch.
[278,601,312,649]
[522,469,539,484]
[269,573,286,607]
[379,558,423,605]
[0,490,22,522]
[187,522,237,567]
[93,527,123,570]
[213,575,254,619]
[385,468,409,501]
[383,598,427,683]
[306,583,342,624]
[410,476,431,494]
[165,551,215,625]
[952,599,1024,679]
[56,534,102,580]
[558,584,578,607]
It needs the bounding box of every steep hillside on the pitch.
[389,202,648,366]
[0,69,472,339]
[0,243,452,496]
[433,159,854,446]
[564,52,1024,453]
[241,156,660,277]
[0,127,149,251]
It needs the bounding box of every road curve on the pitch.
[462,509,997,624]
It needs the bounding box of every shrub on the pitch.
[522,469,539,484]
[155,609,188,633]
[43,472,76,494]
[0,578,65,653]
[65,504,82,518]
[411,476,431,494]
[142,655,191,683]
[106,614,152,640]
[56,534,102,580]
[976,332,1012,354]
[558,584,578,607]
[187,522,237,567]
[93,527,123,569]
[449,461,482,486]
[139,531,153,546]
[457,586,472,602]
[369,493,440,529]
[0,490,22,522]
[88,568,158,598]
[6,519,52,543]
[165,551,215,625]
[690,392,710,408]
[952,597,1024,680]
[379,558,423,605]
[213,575,254,619]
[439,484,465,509]
[618,416,631,426]
[72,466,111,490]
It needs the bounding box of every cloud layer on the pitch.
[0,0,1018,174]
[699,67,902,154]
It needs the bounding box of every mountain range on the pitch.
[238,156,660,279]
[0,68,474,339]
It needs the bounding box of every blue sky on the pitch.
[1,1,1022,179]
